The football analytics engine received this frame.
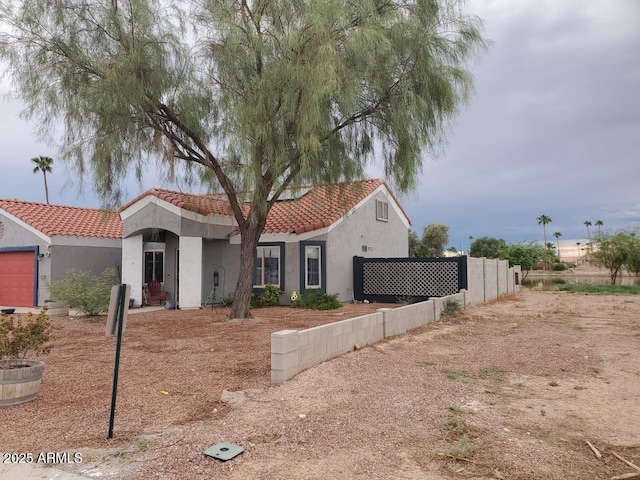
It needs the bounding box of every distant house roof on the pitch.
[0,200,123,239]
[122,178,410,235]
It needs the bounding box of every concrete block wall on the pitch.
[271,312,384,384]
[514,265,522,292]
[468,257,522,303]
[432,291,466,319]
[271,257,526,384]
[483,259,499,301]
[497,259,509,297]
[379,300,435,338]
[467,257,486,305]
[272,291,468,384]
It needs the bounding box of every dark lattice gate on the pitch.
[353,256,468,303]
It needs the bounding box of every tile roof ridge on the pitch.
[0,198,117,212]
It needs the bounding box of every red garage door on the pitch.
[0,251,36,307]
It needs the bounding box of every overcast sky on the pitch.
[1,0,639,252]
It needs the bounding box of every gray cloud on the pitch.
[1,1,639,249]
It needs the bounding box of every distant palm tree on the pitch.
[584,220,592,244]
[595,219,603,235]
[31,156,53,204]
[576,242,582,262]
[553,231,562,260]
[537,215,552,248]
[468,235,473,254]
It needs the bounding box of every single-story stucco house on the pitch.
[119,178,410,308]
[0,200,122,307]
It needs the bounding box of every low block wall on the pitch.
[271,291,468,384]
[271,312,384,384]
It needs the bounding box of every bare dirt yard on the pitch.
[2,291,639,479]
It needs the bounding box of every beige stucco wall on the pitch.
[326,190,409,302]
[123,202,234,239]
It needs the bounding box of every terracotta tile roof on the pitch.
[120,188,237,217]
[266,179,386,234]
[0,200,122,239]
[126,178,409,235]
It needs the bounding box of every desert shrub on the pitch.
[49,267,120,316]
[441,299,462,317]
[250,284,282,307]
[395,295,415,305]
[0,308,53,359]
[294,290,342,310]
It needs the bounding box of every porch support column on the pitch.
[122,235,143,306]
[179,236,203,309]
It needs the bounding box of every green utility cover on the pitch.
[203,442,244,461]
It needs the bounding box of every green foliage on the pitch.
[408,229,420,257]
[293,290,342,310]
[409,224,450,257]
[0,308,53,359]
[469,237,507,259]
[555,283,640,295]
[395,295,415,305]
[591,231,640,284]
[441,299,462,317]
[551,263,566,271]
[0,0,487,318]
[49,268,120,316]
[503,242,546,281]
[250,284,283,307]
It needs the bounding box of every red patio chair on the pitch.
[146,280,168,306]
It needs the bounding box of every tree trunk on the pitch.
[43,171,50,204]
[229,223,262,319]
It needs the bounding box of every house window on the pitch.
[376,199,389,222]
[144,250,164,283]
[305,246,321,289]
[299,241,326,292]
[254,246,280,287]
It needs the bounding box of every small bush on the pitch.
[294,290,342,310]
[395,295,415,305]
[441,299,462,317]
[0,308,53,359]
[250,284,282,308]
[551,263,567,271]
[49,267,120,316]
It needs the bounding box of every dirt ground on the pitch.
[1,291,639,479]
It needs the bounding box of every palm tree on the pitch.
[553,231,562,261]
[537,215,552,248]
[595,219,603,235]
[31,156,53,204]
[584,220,592,243]
[576,242,581,263]
[468,235,473,255]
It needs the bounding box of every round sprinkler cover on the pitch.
[203,442,244,461]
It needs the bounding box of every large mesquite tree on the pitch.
[0,0,486,318]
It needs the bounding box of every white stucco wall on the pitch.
[179,236,203,308]
[122,235,143,306]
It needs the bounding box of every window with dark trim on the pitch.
[305,245,321,289]
[299,241,326,292]
[144,250,164,283]
[253,242,285,290]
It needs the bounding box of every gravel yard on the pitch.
[2,291,639,479]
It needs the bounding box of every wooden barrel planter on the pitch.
[45,301,69,317]
[0,359,44,407]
